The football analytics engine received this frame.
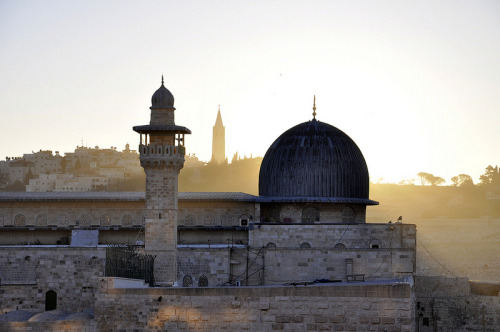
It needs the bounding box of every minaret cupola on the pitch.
[151,75,175,109]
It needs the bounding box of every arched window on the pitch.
[221,213,233,226]
[198,275,208,287]
[79,214,91,227]
[334,243,346,249]
[36,214,47,227]
[342,207,355,223]
[300,242,311,248]
[369,239,381,249]
[203,214,216,226]
[302,207,320,224]
[14,214,26,227]
[100,214,111,226]
[45,290,57,311]
[239,214,249,226]
[184,215,195,226]
[265,242,277,249]
[122,214,133,227]
[182,275,193,287]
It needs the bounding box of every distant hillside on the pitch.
[179,157,262,195]
[367,183,497,221]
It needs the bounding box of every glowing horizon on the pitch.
[1,1,499,185]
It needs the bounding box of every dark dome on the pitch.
[151,83,174,109]
[259,119,369,199]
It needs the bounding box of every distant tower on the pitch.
[211,106,225,164]
[133,76,191,285]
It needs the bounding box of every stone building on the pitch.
[0,79,498,331]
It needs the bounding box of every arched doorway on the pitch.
[45,290,57,311]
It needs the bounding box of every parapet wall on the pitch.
[415,276,500,331]
[249,223,416,249]
[95,278,415,331]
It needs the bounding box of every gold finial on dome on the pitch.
[312,95,317,120]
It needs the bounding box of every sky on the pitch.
[0,0,499,184]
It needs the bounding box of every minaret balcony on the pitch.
[140,143,185,156]
[139,144,185,165]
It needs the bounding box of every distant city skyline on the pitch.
[1,1,499,184]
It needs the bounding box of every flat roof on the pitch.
[0,191,257,202]
[0,192,378,204]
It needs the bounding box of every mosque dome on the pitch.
[258,118,370,199]
[151,77,174,109]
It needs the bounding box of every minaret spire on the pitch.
[312,95,317,120]
[161,74,164,85]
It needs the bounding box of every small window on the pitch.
[369,239,381,249]
[198,275,208,287]
[182,275,193,287]
[184,215,196,226]
[239,214,250,226]
[265,242,277,249]
[423,317,430,326]
[300,242,311,248]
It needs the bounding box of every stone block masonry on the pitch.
[95,278,414,331]
[0,247,104,313]
[415,276,500,331]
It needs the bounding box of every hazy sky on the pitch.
[1,0,499,184]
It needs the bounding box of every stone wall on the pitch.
[178,201,256,227]
[177,248,231,286]
[0,199,257,229]
[260,202,367,223]
[0,201,145,228]
[415,276,500,331]
[95,278,415,331]
[249,223,416,249]
[0,320,96,332]
[0,247,104,313]
[264,248,414,283]
[176,245,414,286]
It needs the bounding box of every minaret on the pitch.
[211,106,225,164]
[133,76,191,285]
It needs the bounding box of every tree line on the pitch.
[415,165,499,188]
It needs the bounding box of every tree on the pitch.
[479,165,499,185]
[398,178,415,185]
[433,176,445,186]
[451,174,474,187]
[417,172,445,186]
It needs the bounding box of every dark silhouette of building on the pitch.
[211,106,225,165]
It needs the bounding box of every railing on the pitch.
[105,244,156,286]
[139,144,185,157]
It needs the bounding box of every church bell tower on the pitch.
[211,106,225,165]
[133,76,191,285]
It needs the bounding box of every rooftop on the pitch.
[0,191,257,202]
